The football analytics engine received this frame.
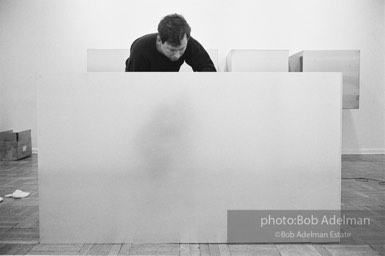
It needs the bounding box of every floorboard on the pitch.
[277,244,322,256]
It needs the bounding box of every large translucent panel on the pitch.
[38,73,341,243]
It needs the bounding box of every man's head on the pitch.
[157,14,191,61]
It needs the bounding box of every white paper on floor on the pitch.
[0,197,3,202]
[5,189,31,199]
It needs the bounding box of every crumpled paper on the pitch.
[5,190,30,199]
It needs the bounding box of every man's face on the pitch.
[159,34,188,61]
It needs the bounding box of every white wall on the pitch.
[0,0,384,153]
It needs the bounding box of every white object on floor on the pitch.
[0,197,3,202]
[5,190,30,199]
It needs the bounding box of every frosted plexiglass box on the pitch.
[87,49,129,72]
[289,50,360,109]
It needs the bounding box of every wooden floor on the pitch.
[0,154,384,255]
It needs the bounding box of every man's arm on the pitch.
[125,55,150,72]
[184,38,216,72]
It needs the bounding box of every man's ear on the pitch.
[156,35,162,44]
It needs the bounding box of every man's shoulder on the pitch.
[135,33,157,42]
[131,33,157,51]
[186,36,205,50]
[187,36,199,45]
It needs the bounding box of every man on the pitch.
[125,14,216,72]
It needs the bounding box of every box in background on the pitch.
[289,50,360,109]
[0,130,32,160]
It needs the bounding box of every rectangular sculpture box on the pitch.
[87,49,129,72]
[38,73,341,243]
[0,129,32,160]
[289,50,360,109]
[226,50,289,72]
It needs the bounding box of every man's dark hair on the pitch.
[157,14,191,46]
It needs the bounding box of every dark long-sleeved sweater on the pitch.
[125,33,216,72]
